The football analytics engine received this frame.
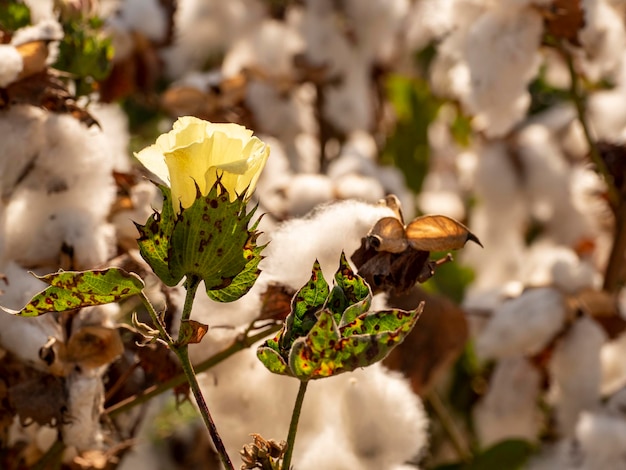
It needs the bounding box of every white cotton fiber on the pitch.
[62,372,104,451]
[574,411,626,469]
[0,45,23,88]
[473,357,543,446]
[198,350,428,470]
[548,316,606,436]
[476,287,567,359]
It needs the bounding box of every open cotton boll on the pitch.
[87,103,132,172]
[111,0,168,43]
[342,0,409,64]
[573,411,626,469]
[337,367,428,468]
[162,0,266,78]
[548,316,606,436]
[0,45,23,88]
[520,242,599,293]
[473,357,543,446]
[405,0,455,51]
[261,199,396,288]
[281,174,335,217]
[463,6,542,137]
[475,287,567,360]
[198,350,427,470]
[0,106,46,198]
[333,173,385,203]
[601,332,626,395]
[579,0,626,82]
[0,262,62,368]
[222,19,304,78]
[62,372,104,451]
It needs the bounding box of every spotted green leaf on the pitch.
[1,268,144,317]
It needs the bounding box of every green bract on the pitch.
[135,181,263,301]
[257,253,423,381]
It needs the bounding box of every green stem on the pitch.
[282,381,309,470]
[105,323,282,417]
[174,275,234,470]
[561,43,620,209]
[139,291,173,345]
[427,390,472,464]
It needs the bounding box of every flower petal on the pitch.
[134,144,170,185]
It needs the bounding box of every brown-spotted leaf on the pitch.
[405,215,482,251]
[1,268,144,317]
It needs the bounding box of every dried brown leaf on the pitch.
[541,0,585,45]
[383,287,469,396]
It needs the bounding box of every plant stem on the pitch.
[561,43,619,209]
[173,275,234,470]
[427,390,472,464]
[105,323,282,416]
[282,381,309,470]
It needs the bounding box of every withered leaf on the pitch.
[541,0,585,45]
[384,287,469,396]
[178,319,209,346]
[258,283,295,322]
[351,239,431,295]
[405,215,482,252]
[571,288,626,339]
[1,71,98,127]
[62,326,124,370]
[8,374,67,427]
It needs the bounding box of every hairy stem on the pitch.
[173,275,234,470]
[282,381,309,470]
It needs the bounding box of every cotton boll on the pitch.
[0,106,46,199]
[338,367,428,468]
[261,200,396,288]
[342,0,409,64]
[333,173,385,203]
[520,242,599,293]
[222,19,304,78]
[476,287,567,360]
[162,0,266,78]
[112,0,168,43]
[62,372,104,451]
[405,0,455,51]
[462,141,527,290]
[0,46,23,87]
[573,411,626,469]
[87,103,132,172]
[10,19,63,46]
[548,316,606,436]
[323,61,374,133]
[0,263,62,368]
[282,174,335,217]
[579,0,626,82]
[602,333,626,395]
[473,357,543,446]
[463,6,542,137]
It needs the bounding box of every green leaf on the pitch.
[136,185,180,286]
[206,219,265,303]
[435,440,534,470]
[1,268,144,317]
[333,252,370,305]
[0,3,31,31]
[340,304,424,337]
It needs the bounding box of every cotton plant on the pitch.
[1,115,458,470]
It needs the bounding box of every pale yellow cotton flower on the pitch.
[135,116,269,212]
